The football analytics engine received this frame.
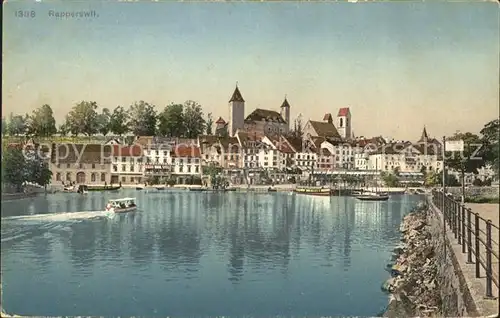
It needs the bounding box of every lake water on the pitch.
[1,190,422,316]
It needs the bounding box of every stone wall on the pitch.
[446,186,499,199]
[383,198,480,317]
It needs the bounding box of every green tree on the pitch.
[109,106,129,136]
[7,113,27,136]
[183,100,206,138]
[66,101,99,136]
[293,113,304,138]
[2,146,27,191]
[25,148,52,188]
[2,117,7,135]
[97,108,111,136]
[26,104,57,137]
[480,119,499,175]
[425,170,440,187]
[381,172,399,187]
[58,120,70,137]
[158,103,184,137]
[128,101,157,136]
[446,132,485,187]
[206,112,214,135]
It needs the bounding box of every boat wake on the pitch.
[2,210,112,222]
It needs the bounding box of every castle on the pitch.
[217,84,352,141]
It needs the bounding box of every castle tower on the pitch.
[228,84,245,137]
[337,107,351,140]
[280,96,291,132]
[419,126,429,143]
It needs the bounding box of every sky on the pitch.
[3,1,499,140]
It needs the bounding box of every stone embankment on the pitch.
[382,201,442,317]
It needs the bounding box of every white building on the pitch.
[170,145,202,184]
[110,145,145,184]
[337,107,352,140]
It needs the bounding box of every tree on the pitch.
[446,132,485,188]
[293,113,304,138]
[26,104,57,137]
[158,103,184,137]
[2,146,27,191]
[109,106,129,136]
[2,117,7,135]
[381,172,399,187]
[183,100,205,138]
[7,113,27,136]
[25,147,52,188]
[206,112,214,135]
[66,101,99,136]
[97,108,111,136]
[425,171,440,187]
[480,119,499,175]
[128,101,157,136]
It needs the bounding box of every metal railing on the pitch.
[431,190,499,312]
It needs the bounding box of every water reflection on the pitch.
[1,190,422,316]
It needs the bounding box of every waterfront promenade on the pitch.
[446,201,499,316]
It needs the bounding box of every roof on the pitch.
[112,145,143,157]
[109,198,136,202]
[51,143,112,164]
[323,113,333,122]
[216,117,226,124]
[171,145,201,158]
[419,126,429,142]
[245,108,286,124]
[219,137,241,152]
[317,148,332,156]
[308,120,341,138]
[284,136,303,152]
[135,136,153,147]
[281,98,290,108]
[229,86,245,103]
[266,135,295,154]
[338,107,350,117]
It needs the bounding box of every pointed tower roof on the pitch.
[419,126,429,142]
[229,85,245,103]
[281,96,290,108]
[216,117,226,124]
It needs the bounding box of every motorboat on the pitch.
[295,186,332,196]
[63,186,75,193]
[355,191,389,201]
[105,198,137,213]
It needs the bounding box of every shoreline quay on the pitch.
[382,201,442,317]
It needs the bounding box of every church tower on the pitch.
[228,84,245,137]
[337,107,352,140]
[280,96,291,132]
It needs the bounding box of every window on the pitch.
[56,173,61,181]
[195,166,199,173]
[113,165,118,172]
[101,173,106,182]
[163,158,167,163]
[163,151,168,156]
[339,118,343,127]
[122,157,126,162]
[91,173,96,182]
[188,166,191,173]
[179,166,183,172]
[131,177,135,183]
[67,163,70,168]
[122,165,126,172]
[130,165,134,172]
[92,163,96,169]
[122,177,126,182]
[66,172,71,181]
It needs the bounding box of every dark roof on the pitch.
[245,108,286,124]
[51,144,112,164]
[419,126,429,142]
[338,107,350,117]
[229,86,245,103]
[112,145,143,157]
[219,137,240,152]
[284,136,304,152]
[281,98,290,108]
[216,117,226,124]
[308,120,341,138]
[323,113,333,122]
[171,145,201,158]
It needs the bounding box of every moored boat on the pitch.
[268,187,277,192]
[63,186,75,193]
[189,187,207,192]
[295,186,331,196]
[77,185,89,194]
[355,192,389,201]
[88,185,121,192]
[136,186,144,190]
[105,198,137,213]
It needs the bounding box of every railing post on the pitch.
[485,220,493,298]
[461,205,466,253]
[474,213,481,278]
[456,200,461,241]
[466,208,472,263]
